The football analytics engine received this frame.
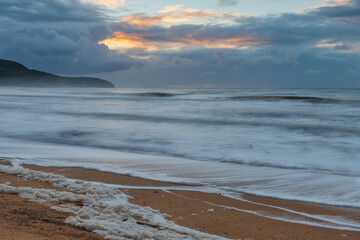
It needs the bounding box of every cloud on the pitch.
[1,0,360,87]
[99,2,360,55]
[80,0,125,8]
[98,6,251,52]
[119,5,245,29]
[105,0,360,87]
[308,0,360,20]
[98,26,266,52]
[320,0,353,7]
[0,0,100,22]
[347,63,360,75]
[217,0,239,7]
[0,0,139,75]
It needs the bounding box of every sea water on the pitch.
[0,87,360,209]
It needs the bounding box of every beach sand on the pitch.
[0,160,102,240]
[1,159,360,239]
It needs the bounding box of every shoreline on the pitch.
[1,159,360,239]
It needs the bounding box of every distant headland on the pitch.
[0,59,114,88]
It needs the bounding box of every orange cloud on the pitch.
[98,5,255,53]
[121,5,246,29]
[320,0,353,7]
[299,0,353,14]
[99,32,156,50]
[98,30,266,52]
[121,15,165,29]
[80,0,125,8]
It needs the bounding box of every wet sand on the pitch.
[127,190,360,239]
[1,159,360,239]
[0,160,102,240]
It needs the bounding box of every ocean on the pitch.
[1,87,360,209]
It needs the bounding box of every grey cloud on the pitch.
[172,57,197,67]
[0,25,136,75]
[311,0,360,19]
[0,0,101,22]
[105,5,360,87]
[0,0,140,75]
[234,13,360,46]
[217,0,238,7]
[334,43,352,50]
[347,64,360,76]
[101,1,360,87]
[86,41,360,88]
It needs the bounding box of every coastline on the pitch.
[1,159,360,239]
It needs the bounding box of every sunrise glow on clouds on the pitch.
[98,0,358,55]
[80,0,125,8]
[99,32,263,52]
[1,0,360,87]
[120,6,245,29]
[98,5,252,52]
[321,0,353,6]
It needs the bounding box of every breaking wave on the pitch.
[57,111,360,135]
[130,92,186,97]
[228,95,351,103]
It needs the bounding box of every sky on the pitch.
[0,0,360,88]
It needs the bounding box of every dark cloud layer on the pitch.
[0,0,99,23]
[313,0,360,19]
[0,0,138,75]
[0,0,359,87]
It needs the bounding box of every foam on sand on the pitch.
[3,157,360,236]
[0,164,223,240]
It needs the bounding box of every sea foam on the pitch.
[0,164,223,240]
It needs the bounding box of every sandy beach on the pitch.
[0,159,359,239]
